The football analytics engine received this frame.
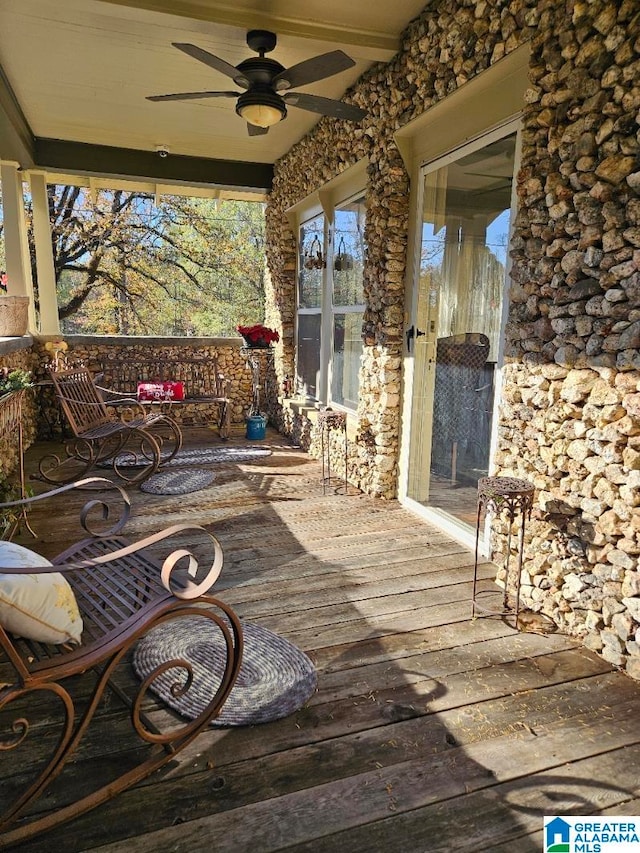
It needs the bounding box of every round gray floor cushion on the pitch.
[140,469,215,494]
[133,618,317,726]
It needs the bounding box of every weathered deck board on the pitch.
[216,543,479,589]
[12,666,638,853]
[5,427,640,852]
[0,622,584,799]
[87,715,640,853]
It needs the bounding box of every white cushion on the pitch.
[0,542,83,644]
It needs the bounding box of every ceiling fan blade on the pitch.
[284,92,366,121]
[147,91,240,102]
[247,123,269,136]
[273,51,355,91]
[172,43,250,88]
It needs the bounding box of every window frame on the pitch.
[294,189,366,412]
[327,191,366,411]
[295,211,327,401]
[288,160,368,411]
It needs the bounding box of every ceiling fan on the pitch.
[147,30,367,136]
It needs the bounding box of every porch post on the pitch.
[0,160,37,331]
[27,170,61,334]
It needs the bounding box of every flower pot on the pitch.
[246,414,267,440]
[242,336,271,349]
[237,324,279,348]
[0,296,29,337]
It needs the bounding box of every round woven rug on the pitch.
[101,446,272,469]
[133,618,317,726]
[140,468,215,495]
[164,446,272,467]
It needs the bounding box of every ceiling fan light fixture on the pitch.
[236,90,286,128]
[239,102,284,128]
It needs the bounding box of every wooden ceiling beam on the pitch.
[98,0,400,60]
[33,138,273,193]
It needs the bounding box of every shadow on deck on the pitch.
[3,426,640,852]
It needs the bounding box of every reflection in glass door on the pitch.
[406,132,517,528]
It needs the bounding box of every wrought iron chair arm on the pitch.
[51,389,107,408]
[0,523,225,597]
[0,477,131,539]
[80,523,223,599]
[53,381,140,409]
[96,385,140,402]
[52,384,162,423]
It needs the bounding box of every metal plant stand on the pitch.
[241,346,275,417]
[318,408,349,495]
[471,476,535,627]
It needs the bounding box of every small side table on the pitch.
[318,408,348,495]
[471,476,534,627]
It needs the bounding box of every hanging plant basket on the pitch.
[303,236,325,270]
[334,237,354,272]
[0,296,29,337]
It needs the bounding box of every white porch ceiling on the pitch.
[0,0,427,187]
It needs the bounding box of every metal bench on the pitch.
[39,365,183,486]
[0,477,243,846]
[99,355,232,439]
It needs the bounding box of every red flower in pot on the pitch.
[237,324,280,348]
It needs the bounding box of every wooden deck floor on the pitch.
[5,427,640,851]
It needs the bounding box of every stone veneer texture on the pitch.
[42,339,273,429]
[265,1,640,675]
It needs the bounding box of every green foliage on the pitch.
[0,479,32,541]
[25,186,266,336]
[0,368,32,396]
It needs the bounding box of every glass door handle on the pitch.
[406,325,426,352]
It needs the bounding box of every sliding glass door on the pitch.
[405,130,518,529]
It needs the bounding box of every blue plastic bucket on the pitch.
[246,415,267,440]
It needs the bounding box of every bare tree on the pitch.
[22,185,265,335]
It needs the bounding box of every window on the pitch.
[330,197,365,408]
[295,194,366,411]
[297,213,324,400]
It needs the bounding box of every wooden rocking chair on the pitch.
[39,365,183,486]
[0,478,243,847]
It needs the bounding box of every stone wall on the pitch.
[265,2,640,674]
[497,0,640,675]
[31,337,275,435]
[265,0,535,498]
